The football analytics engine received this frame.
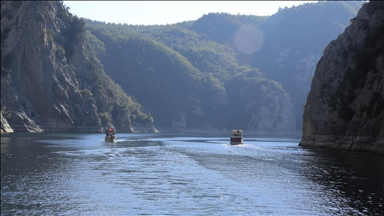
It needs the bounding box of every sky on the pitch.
[63,1,314,26]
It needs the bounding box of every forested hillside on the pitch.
[82,1,363,134]
[86,21,295,134]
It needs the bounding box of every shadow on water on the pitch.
[1,133,77,214]
[300,147,384,215]
[1,133,71,173]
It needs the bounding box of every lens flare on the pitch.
[234,25,264,54]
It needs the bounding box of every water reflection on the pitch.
[1,134,75,215]
[300,148,384,215]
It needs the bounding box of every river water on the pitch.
[1,133,383,215]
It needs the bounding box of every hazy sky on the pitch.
[63,1,314,25]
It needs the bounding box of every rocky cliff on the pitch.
[299,1,384,155]
[246,81,296,137]
[251,2,364,131]
[1,1,156,133]
[225,77,297,137]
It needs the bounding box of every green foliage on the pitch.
[49,4,154,125]
[79,88,93,97]
[56,10,87,60]
[86,30,106,60]
[191,12,268,44]
[83,14,272,128]
[88,63,154,123]
[55,45,66,57]
[99,112,110,124]
[78,1,363,130]
[1,67,12,77]
[1,105,11,118]
[47,29,55,42]
[249,1,364,129]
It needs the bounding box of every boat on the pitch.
[230,129,243,145]
[105,127,117,142]
[105,134,117,142]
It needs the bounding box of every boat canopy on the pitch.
[231,129,243,136]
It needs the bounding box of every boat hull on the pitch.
[230,129,243,145]
[230,138,243,145]
[105,135,117,142]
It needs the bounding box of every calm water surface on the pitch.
[1,133,383,215]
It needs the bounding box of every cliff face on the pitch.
[249,2,364,131]
[224,79,297,136]
[299,1,384,155]
[0,113,13,133]
[241,81,296,136]
[1,1,156,133]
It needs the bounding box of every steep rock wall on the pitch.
[0,113,13,133]
[299,1,384,155]
[1,1,99,132]
[1,1,156,133]
[246,81,296,136]
[225,75,297,136]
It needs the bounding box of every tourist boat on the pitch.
[105,134,117,142]
[105,127,117,142]
[230,129,243,145]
